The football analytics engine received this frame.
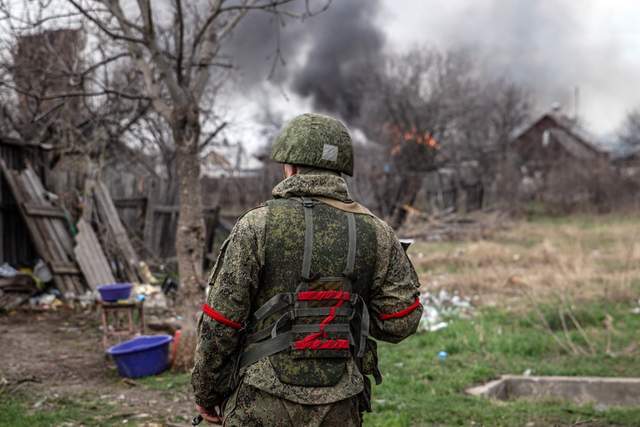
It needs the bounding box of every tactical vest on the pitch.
[238,197,378,387]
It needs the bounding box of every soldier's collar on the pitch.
[271,173,352,202]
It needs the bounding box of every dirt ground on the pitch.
[0,309,194,426]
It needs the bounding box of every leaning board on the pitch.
[0,160,87,295]
[74,218,115,289]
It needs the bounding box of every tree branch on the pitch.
[66,0,146,44]
[198,121,227,150]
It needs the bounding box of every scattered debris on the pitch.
[138,261,158,285]
[134,284,168,311]
[0,263,18,277]
[33,259,52,283]
[160,276,179,298]
[418,290,475,332]
[0,272,38,311]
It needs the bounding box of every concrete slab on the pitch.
[466,375,640,407]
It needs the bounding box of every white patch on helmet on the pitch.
[321,144,338,162]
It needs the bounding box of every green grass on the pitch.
[364,302,640,426]
[136,370,191,391]
[0,394,119,427]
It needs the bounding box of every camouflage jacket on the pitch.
[191,172,422,411]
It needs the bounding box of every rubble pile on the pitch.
[0,263,38,311]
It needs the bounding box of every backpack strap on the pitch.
[344,212,356,277]
[301,197,315,280]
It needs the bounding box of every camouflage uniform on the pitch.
[192,115,422,426]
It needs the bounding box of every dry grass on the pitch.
[409,213,640,310]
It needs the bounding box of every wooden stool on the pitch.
[99,300,145,349]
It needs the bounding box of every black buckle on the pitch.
[302,199,315,208]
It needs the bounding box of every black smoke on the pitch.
[227,0,385,121]
[290,0,384,121]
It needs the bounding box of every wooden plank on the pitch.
[74,219,115,289]
[19,170,68,260]
[0,162,54,263]
[93,180,141,283]
[50,262,81,275]
[153,204,218,214]
[23,168,75,259]
[19,171,81,294]
[143,184,157,254]
[0,161,67,292]
[23,203,66,218]
[0,160,87,295]
[113,197,147,209]
[22,167,86,295]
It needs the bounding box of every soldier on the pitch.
[192,113,423,426]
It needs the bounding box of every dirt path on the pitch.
[0,310,194,426]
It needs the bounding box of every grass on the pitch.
[365,302,640,427]
[408,213,640,309]
[2,214,638,426]
[136,370,192,391]
[0,394,119,427]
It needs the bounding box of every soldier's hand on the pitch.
[196,404,222,424]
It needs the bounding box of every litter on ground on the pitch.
[418,290,475,332]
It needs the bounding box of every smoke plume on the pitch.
[227,0,385,121]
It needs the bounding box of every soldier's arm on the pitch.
[368,222,423,343]
[191,208,265,412]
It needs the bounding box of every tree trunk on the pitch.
[172,104,205,311]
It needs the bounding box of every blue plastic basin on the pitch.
[98,283,133,302]
[107,335,173,378]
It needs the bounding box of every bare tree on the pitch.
[351,46,531,220]
[0,0,330,309]
[619,108,640,148]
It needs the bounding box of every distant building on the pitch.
[611,145,640,180]
[506,110,611,206]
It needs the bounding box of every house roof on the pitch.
[611,144,640,161]
[510,111,608,155]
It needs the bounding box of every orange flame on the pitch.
[386,123,439,156]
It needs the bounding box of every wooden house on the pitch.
[506,111,611,205]
[612,145,640,180]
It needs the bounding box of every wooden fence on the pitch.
[112,196,220,263]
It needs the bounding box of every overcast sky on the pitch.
[381,0,640,135]
[224,0,640,152]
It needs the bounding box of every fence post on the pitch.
[143,180,158,254]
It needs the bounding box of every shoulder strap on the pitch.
[300,198,357,279]
[344,212,356,277]
[301,197,315,280]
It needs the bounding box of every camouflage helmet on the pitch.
[271,113,354,176]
